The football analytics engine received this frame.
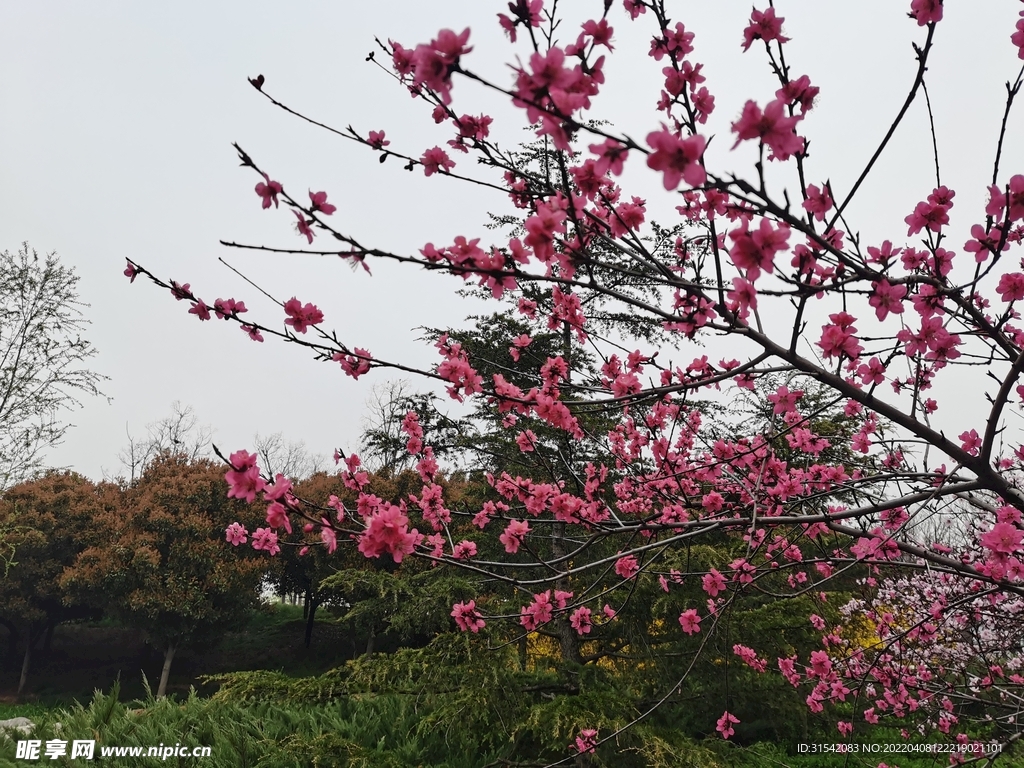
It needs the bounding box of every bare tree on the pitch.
[0,243,105,489]
[117,402,212,482]
[252,431,324,480]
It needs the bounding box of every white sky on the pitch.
[2,2,1022,481]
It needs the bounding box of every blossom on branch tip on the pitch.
[309,190,336,215]
[716,711,739,739]
[225,450,265,503]
[909,0,943,26]
[742,7,789,51]
[410,28,471,105]
[124,262,140,282]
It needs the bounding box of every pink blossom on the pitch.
[589,138,628,176]
[225,450,265,503]
[520,590,553,630]
[500,519,530,553]
[516,430,537,453]
[309,190,336,215]
[809,649,832,678]
[615,554,639,579]
[678,608,702,635]
[767,385,802,415]
[868,279,908,321]
[320,524,337,554]
[124,261,140,282]
[452,540,477,559]
[358,503,419,563]
[702,568,727,597]
[451,600,486,632]
[421,146,455,176]
[1014,11,1024,59]
[334,348,372,379]
[776,75,818,112]
[802,183,833,221]
[264,473,294,502]
[742,7,788,50]
[214,298,246,319]
[645,130,707,189]
[910,0,943,26]
[716,711,739,739]
[188,300,211,321]
[570,606,593,635]
[292,210,315,243]
[255,173,282,209]
[225,522,248,546]
[411,28,472,105]
[367,130,390,149]
[980,522,1023,555]
[283,297,324,334]
[728,218,791,281]
[857,357,886,387]
[573,728,598,754]
[904,199,950,236]
[623,0,645,20]
[818,311,863,361]
[1007,175,1024,221]
[731,99,804,161]
[251,527,280,556]
[497,0,541,42]
[241,324,264,342]
[265,502,292,534]
[726,277,757,320]
[959,429,982,456]
[170,281,192,301]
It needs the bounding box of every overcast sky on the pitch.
[2,2,1022,481]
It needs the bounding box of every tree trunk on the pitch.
[17,625,33,696]
[0,617,19,660]
[304,595,319,648]
[42,618,56,653]
[302,586,311,620]
[156,641,176,699]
